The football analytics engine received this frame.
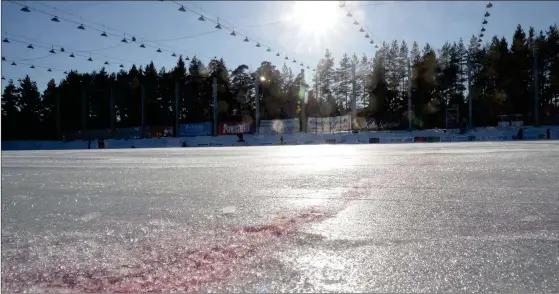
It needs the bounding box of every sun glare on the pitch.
[287,1,341,37]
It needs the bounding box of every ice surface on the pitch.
[2,142,559,292]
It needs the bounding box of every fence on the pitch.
[258,119,300,134]
[60,112,558,142]
[307,115,352,133]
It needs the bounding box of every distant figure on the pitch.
[460,118,468,134]
[517,128,524,140]
[547,129,551,139]
[87,140,91,149]
[237,133,245,143]
[280,136,284,145]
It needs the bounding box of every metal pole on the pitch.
[467,60,472,129]
[81,90,87,131]
[255,74,260,134]
[407,59,412,131]
[109,87,115,137]
[351,62,357,131]
[363,73,367,109]
[174,81,180,137]
[533,46,539,126]
[315,70,319,134]
[141,85,146,138]
[56,94,61,140]
[212,77,218,136]
[300,68,306,133]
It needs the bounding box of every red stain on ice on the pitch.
[1,209,329,293]
[234,210,327,237]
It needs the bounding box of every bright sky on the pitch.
[1,1,558,91]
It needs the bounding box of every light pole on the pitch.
[407,58,412,131]
[254,74,264,134]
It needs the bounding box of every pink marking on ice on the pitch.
[1,209,330,293]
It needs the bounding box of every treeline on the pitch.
[310,24,559,129]
[2,24,558,141]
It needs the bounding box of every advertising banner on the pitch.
[414,136,428,142]
[453,136,469,142]
[307,115,351,133]
[523,134,540,140]
[258,119,300,134]
[115,127,141,139]
[180,122,212,137]
[427,136,441,142]
[366,120,401,130]
[147,126,174,138]
[441,136,454,142]
[497,121,509,128]
[389,137,413,143]
[218,122,253,135]
[486,135,507,141]
[64,129,113,140]
[369,138,380,143]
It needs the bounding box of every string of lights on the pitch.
[179,0,313,64]
[6,1,206,61]
[476,1,493,48]
[338,1,380,50]
[4,0,324,83]
[1,56,66,73]
[1,75,24,82]
[14,0,308,67]
[31,1,129,37]
[176,1,301,60]
[3,32,132,57]
[2,34,136,71]
[33,0,220,57]
[168,1,318,71]
[2,1,235,80]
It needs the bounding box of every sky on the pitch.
[1,0,558,91]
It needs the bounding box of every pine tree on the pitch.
[358,54,370,109]
[19,76,42,130]
[335,53,351,112]
[1,80,22,140]
[318,49,336,116]
[397,40,409,112]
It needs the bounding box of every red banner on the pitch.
[218,122,253,135]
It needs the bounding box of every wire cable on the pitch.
[170,1,318,70]
[7,1,206,59]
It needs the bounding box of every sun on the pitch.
[286,1,341,37]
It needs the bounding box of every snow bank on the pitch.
[3,126,558,151]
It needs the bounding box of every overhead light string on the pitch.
[169,0,319,71]
[6,1,204,61]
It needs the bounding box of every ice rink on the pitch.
[2,141,559,292]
